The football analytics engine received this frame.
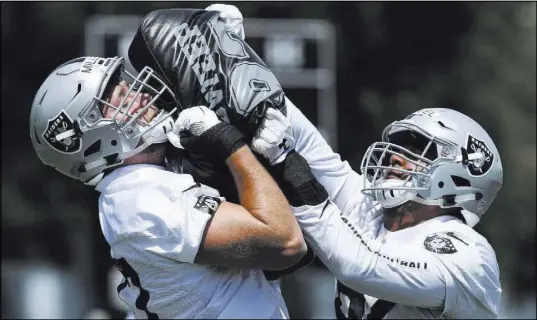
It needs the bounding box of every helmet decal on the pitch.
[42,110,82,154]
[466,134,494,176]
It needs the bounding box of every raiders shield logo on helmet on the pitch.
[42,110,81,154]
[466,134,494,176]
[424,234,457,254]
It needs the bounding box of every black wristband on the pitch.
[180,122,247,162]
[269,150,329,207]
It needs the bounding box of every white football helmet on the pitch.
[360,108,503,226]
[29,56,178,185]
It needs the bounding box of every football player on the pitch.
[253,104,504,319]
[29,55,308,318]
[29,4,330,318]
[112,3,319,282]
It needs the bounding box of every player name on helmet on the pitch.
[80,57,99,74]
[175,23,224,109]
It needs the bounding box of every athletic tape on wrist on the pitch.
[199,122,247,161]
[270,150,329,206]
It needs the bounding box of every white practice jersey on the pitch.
[96,164,289,319]
[286,100,502,319]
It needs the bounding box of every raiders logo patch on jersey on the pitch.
[42,110,81,153]
[466,134,494,176]
[194,195,222,215]
[424,234,457,254]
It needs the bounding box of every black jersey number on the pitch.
[115,258,159,319]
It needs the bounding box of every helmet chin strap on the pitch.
[374,178,482,227]
[116,112,175,161]
[411,193,478,207]
[374,179,418,208]
[391,195,482,228]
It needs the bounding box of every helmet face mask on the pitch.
[83,62,177,140]
[30,56,178,185]
[360,108,503,226]
[360,123,455,208]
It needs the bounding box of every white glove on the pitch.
[251,108,296,165]
[166,106,221,149]
[205,4,245,40]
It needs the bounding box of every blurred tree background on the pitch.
[2,1,535,318]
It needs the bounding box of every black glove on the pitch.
[167,106,247,162]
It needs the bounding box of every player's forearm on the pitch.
[268,150,329,208]
[226,145,306,262]
[270,151,448,307]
